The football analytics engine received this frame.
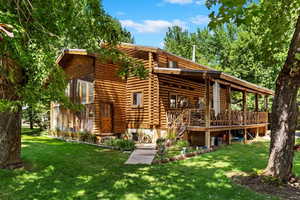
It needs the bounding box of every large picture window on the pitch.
[169,93,189,108]
[132,91,143,107]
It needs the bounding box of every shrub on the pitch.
[87,134,97,144]
[156,138,166,158]
[79,131,89,141]
[104,138,135,151]
[156,138,166,146]
[117,139,135,151]
[175,140,189,148]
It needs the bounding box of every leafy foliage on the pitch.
[22,104,49,130]
[0,0,143,113]
[164,23,288,90]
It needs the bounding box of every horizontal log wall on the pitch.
[118,47,159,129]
[94,60,126,134]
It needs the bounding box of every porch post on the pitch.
[228,130,232,145]
[244,128,247,144]
[264,95,269,112]
[205,131,211,148]
[242,90,247,125]
[205,77,211,128]
[255,93,259,112]
[205,77,211,148]
[256,127,259,138]
[255,93,259,124]
[227,85,232,126]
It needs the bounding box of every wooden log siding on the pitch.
[118,47,155,129]
[94,60,126,134]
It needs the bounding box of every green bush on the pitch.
[175,140,189,148]
[156,138,166,146]
[104,138,135,151]
[79,131,89,141]
[117,139,135,151]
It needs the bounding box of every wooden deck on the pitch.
[187,123,268,132]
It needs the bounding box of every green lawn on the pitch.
[1,131,299,200]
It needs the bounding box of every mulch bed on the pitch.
[229,172,300,200]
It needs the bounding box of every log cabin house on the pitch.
[50,43,274,147]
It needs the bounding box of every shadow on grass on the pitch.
[0,135,280,200]
[21,128,46,136]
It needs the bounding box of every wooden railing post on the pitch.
[243,90,247,125]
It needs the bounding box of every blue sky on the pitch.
[103,0,212,47]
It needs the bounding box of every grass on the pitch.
[1,130,299,200]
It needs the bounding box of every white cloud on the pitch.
[120,19,186,33]
[164,0,193,4]
[190,15,210,25]
[195,0,206,5]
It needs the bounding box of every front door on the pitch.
[100,103,113,133]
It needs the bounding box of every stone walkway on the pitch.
[125,144,157,165]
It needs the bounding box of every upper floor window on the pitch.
[81,82,87,104]
[74,79,94,104]
[168,60,178,68]
[65,82,70,97]
[89,83,94,103]
[132,91,143,107]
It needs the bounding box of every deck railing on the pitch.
[167,109,268,128]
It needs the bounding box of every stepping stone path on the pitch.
[125,144,157,165]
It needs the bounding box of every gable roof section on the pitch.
[56,49,95,66]
[120,43,274,95]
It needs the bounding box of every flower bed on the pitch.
[48,130,135,151]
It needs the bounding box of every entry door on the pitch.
[100,103,113,133]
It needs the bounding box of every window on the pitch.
[170,94,177,108]
[81,82,87,104]
[168,60,178,68]
[169,94,189,108]
[65,82,70,97]
[132,92,143,107]
[88,82,94,103]
[178,96,189,108]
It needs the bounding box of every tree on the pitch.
[164,24,286,90]
[0,0,145,169]
[23,104,50,130]
[206,0,300,181]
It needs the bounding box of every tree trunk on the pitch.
[0,111,22,169]
[264,15,300,182]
